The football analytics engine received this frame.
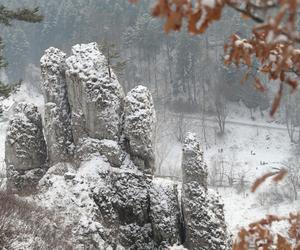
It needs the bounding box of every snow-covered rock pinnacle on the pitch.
[41,47,74,164]
[124,85,156,173]
[5,102,47,192]
[181,133,228,250]
[182,132,207,188]
[65,42,124,143]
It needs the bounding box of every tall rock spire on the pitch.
[181,133,228,250]
[40,47,74,164]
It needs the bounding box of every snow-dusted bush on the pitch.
[0,192,72,249]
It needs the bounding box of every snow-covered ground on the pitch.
[218,187,300,236]
[156,105,293,181]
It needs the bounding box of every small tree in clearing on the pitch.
[214,85,228,135]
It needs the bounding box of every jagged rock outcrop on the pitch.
[40,47,74,163]
[3,43,229,249]
[123,85,156,173]
[65,43,124,143]
[36,156,183,249]
[5,102,47,192]
[94,169,154,249]
[181,133,228,250]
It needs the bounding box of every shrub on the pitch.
[0,191,72,249]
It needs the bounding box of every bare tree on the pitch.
[284,93,298,143]
[282,158,300,201]
[154,113,174,176]
[235,169,250,196]
[175,112,187,143]
[214,83,228,136]
[99,39,126,79]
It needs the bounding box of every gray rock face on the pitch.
[65,43,124,143]
[6,166,46,193]
[182,132,208,188]
[150,180,182,248]
[75,137,125,167]
[181,133,228,250]
[5,102,47,192]
[123,85,156,173]
[93,169,182,250]
[41,47,74,163]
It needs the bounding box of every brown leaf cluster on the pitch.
[151,0,224,33]
[251,168,287,192]
[223,0,300,115]
[233,213,300,250]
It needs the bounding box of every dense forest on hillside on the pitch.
[0,0,272,116]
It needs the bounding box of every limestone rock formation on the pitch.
[36,156,184,249]
[5,102,47,192]
[123,85,156,173]
[65,43,124,143]
[41,47,74,163]
[181,133,228,250]
[94,169,153,248]
[2,43,229,249]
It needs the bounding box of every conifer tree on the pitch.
[99,39,126,79]
[0,5,42,97]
